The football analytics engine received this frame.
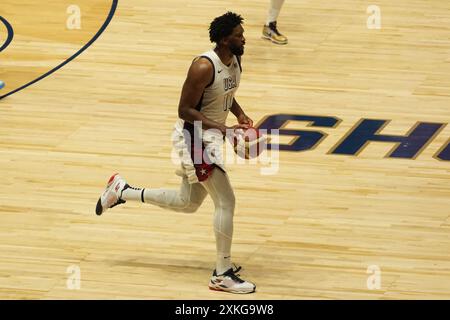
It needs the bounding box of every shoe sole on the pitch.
[95,173,119,216]
[208,284,256,294]
[261,35,288,45]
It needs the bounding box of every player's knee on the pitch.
[181,204,200,213]
[180,200,202,213]
[220,194,235,214]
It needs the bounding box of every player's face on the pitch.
[228,25,245,56]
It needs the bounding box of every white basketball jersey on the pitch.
[173,50,242,182]
[196,49,242,124]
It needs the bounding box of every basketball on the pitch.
[233,127,266,159]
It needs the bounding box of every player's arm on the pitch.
[178,58,229,134]
[230,98,253,128]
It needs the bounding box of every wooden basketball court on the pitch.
[0,0,449,299]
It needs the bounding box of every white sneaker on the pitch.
[95,173,127,215]
[209,268,256,294]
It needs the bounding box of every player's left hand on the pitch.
[237,114,253,128]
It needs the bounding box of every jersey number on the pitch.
[223,93,233,111]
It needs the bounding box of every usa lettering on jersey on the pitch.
[223,75,237,91]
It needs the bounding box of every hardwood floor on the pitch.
[0,0,449,299]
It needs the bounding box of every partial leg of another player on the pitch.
[262,0,288,45]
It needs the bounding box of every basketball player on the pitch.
[95,12,256,294]
[262,0,288,45]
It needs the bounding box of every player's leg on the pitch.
[201,168,235,275]
[95,173,207,215]
[262,0,288,45]
[201,168,256,294]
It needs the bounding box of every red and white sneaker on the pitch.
[95,173,127,215]
[208,268,256,294]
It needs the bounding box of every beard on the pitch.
[230,43,244,56]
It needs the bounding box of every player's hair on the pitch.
[209,12,244,44]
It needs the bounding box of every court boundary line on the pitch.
[0,0,119,100]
